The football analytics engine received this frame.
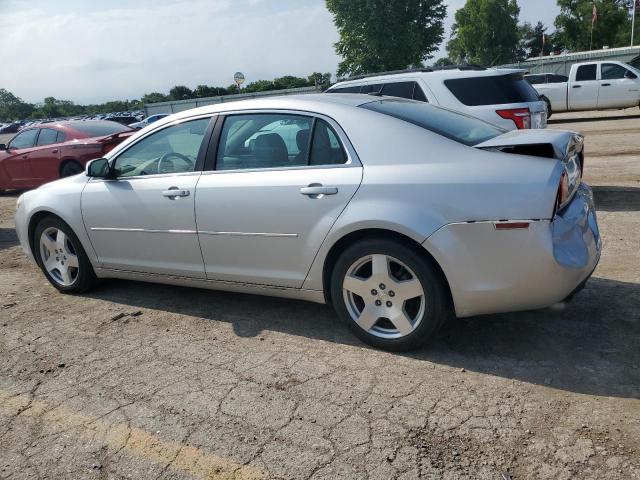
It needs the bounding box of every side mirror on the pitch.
[86,158,112,178]
[0,144,6,151]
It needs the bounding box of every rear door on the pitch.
[30,128,62,182]
[597,63,640,109]
[0,129,39,187]
[569,64,599,110]
[195,111,362,288]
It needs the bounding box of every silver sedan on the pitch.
[14,94,601,351]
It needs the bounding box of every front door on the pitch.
[569,64,600,111]
[0,128,39,188]
[82,116,214,278]
[597,63,640,109]
[195,112,362,288]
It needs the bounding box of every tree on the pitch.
[169,85,193,101]
[326,0,446,77]
[193,85,228,98]
[432,57,454,68]
[308,72,333,90]
[0,88,34,121]
[554,0,631,51]
[447,0,520,66]
[141,92,169,104]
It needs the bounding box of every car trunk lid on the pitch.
[475,129,584,206]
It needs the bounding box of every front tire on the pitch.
[330,238,450,351]
[60,161,83,178]
[33,216,98,293]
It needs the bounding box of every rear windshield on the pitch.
[69,121,131,137]
[361,99,504,146]
[444,74,540,106]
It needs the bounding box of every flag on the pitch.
[592,4,597,26]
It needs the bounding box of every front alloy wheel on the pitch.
[34,216,98,293]
[39,227,80,286]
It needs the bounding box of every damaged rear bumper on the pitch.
[423,183,601,318]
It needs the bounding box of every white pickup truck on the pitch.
[528,61,640,115]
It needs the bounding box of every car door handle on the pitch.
[572,85,582,88]
[300,185,338,197]
[51,149,58,153]
[22,154,28,159]
[162,188,190,199]
[601,83,611,87]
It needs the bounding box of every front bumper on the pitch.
[423,183,601,318]
[14,194,35,263]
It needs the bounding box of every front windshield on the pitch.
[361,98,505,146]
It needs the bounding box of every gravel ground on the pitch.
[0,111,638,479]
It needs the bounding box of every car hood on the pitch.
[35,171,90,191]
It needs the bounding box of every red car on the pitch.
[0,121,134,191]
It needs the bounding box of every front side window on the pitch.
[216,114,347,171]
[576,64,597,81]
[8,129,38,150]
[113,118,210,177]
[381,82,416,100]
[601,63,630,80]
[36,128,59,146]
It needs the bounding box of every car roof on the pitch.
[164,93,375,122]
[329,67,527,88]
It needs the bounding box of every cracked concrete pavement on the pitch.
[1,111,639,479]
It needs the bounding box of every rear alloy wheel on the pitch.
[34,217,98,293]
[331,238,450,351]
[60,161,83,178]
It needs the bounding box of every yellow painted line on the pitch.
[0,391,266,480]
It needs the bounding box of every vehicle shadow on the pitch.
[88,275,640,399]
[0,228,19,251]
[549,113,640,125]
[593,186,640,212]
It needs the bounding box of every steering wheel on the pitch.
[157,152,194,174]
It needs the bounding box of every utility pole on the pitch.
[632,0,637,47]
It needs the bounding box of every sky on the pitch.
[0,0,560,104]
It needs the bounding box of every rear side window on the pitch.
[361,99,505,147]
[361,84,383,94]
[444,74,540,106]
[381,82,415,99]
[413,85,428,102]
[36,128,59,146]
[56,131,66,143]
[576,64,597,81]
[328,86,361,93]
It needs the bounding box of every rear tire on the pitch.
[33,216,98,293]
[330,237,450,352]
[60,161,83,178]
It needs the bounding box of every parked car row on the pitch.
[0,120,134,191]
[14,93,600,351]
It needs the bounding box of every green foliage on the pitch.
[447,0,521,65]
[555,0,632,51]
[432,57,454,68]
[141,92,169,104]
[169,85,193,101]
[326,0,446,77]
[0,88,34,121]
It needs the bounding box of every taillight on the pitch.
[496,108,531,129]
[553,171,570,217]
